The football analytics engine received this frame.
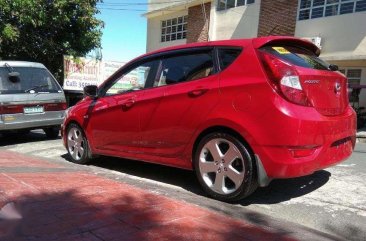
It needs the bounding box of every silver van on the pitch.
[0,61,66,138]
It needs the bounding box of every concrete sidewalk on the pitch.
[0,150,342,241]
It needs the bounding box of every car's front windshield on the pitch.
[0,66,62,94]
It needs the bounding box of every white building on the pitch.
[145,0,366,106]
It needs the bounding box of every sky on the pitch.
[96,1,148,63]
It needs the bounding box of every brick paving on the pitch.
[0,150,305,241]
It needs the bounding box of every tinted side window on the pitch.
[218,48,242,70]
[260,45,329,70]
[103,60,158,96]
[155,51,214,87]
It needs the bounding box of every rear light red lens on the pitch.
[290,146,319,158]
[259,50,312,107]
[0,105,24,114]
[44,102,67,111]
[0,103,67,114]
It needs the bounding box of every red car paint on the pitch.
[62,36,356,181]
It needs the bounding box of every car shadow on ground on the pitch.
[0,130,61,147]
[62,153,331,206]
[62,154,206,196]
[239,170,331,205]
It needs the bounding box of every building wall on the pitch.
[295,11,366,107]
[257,0,298,37]
[332,60,366,108]
[146,9,188,52]
[209,0,261,41]
[295,12,366,56]
[187,2,211,43]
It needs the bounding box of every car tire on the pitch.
[194,132,257,202]
[44,127,60,139]
[66,123,92,164]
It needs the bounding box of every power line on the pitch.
[98,7,146,11]
[97,1,193,12]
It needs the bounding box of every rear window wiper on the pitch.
[24,84,49,93]
[4,63,14,73]
[328,64,339,71]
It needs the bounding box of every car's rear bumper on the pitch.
[254,106,356,179]
[0,111,65,131]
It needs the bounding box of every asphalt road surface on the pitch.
[1,130,365,241]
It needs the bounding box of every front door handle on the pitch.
[188,88,209,97]
[121,99,135,110]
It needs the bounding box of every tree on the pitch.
[0,0,103,83]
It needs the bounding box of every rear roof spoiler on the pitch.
[252,36,321,56]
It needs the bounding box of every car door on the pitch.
[139,48,220,157]
[85,59,159,154]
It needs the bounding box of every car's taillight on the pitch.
[0,105,24,114]
[259,50,312,107]
[44,102,67,111]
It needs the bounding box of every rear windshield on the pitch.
[261,45,330,70]
[0,66,62,94]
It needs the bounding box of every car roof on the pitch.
[133,36,320,64]
[0,61,46,69]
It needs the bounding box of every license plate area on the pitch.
[24,106,44,114]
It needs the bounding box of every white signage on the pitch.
[63,56,125,91]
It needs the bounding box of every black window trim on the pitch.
[99,46,244,95]
[143,46,220,89]
[215,46,243,72]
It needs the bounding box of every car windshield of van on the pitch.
[0,66,62,94]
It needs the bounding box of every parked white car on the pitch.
[0,61,66,138]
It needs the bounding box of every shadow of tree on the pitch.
[1,187,300,241]
[62,153,331,206]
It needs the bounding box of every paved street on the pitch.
[0,130,365,241]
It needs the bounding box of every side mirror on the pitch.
[8,72,20,83]
[83,85,98,98]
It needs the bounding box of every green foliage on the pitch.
[0,0,104,82]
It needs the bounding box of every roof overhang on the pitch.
[144,0,212,18]
[320,51,366,61]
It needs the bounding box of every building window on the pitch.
[217,0,255,11]
[340,68,362,86]
[161,16,187,43]
[298,0,366,20]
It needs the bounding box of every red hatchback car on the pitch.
[62,37,356,201]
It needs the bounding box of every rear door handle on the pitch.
[121,99,135,110]
[188,88,209,97]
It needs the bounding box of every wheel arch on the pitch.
[191,125,255,165]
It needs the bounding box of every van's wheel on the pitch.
[194,132,257,202]
[44,126,60,139]
[66,123,91,164]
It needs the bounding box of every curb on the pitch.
[356,128,366,143]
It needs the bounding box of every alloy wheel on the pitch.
[198,138,245,195]
[67,127,85,161]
